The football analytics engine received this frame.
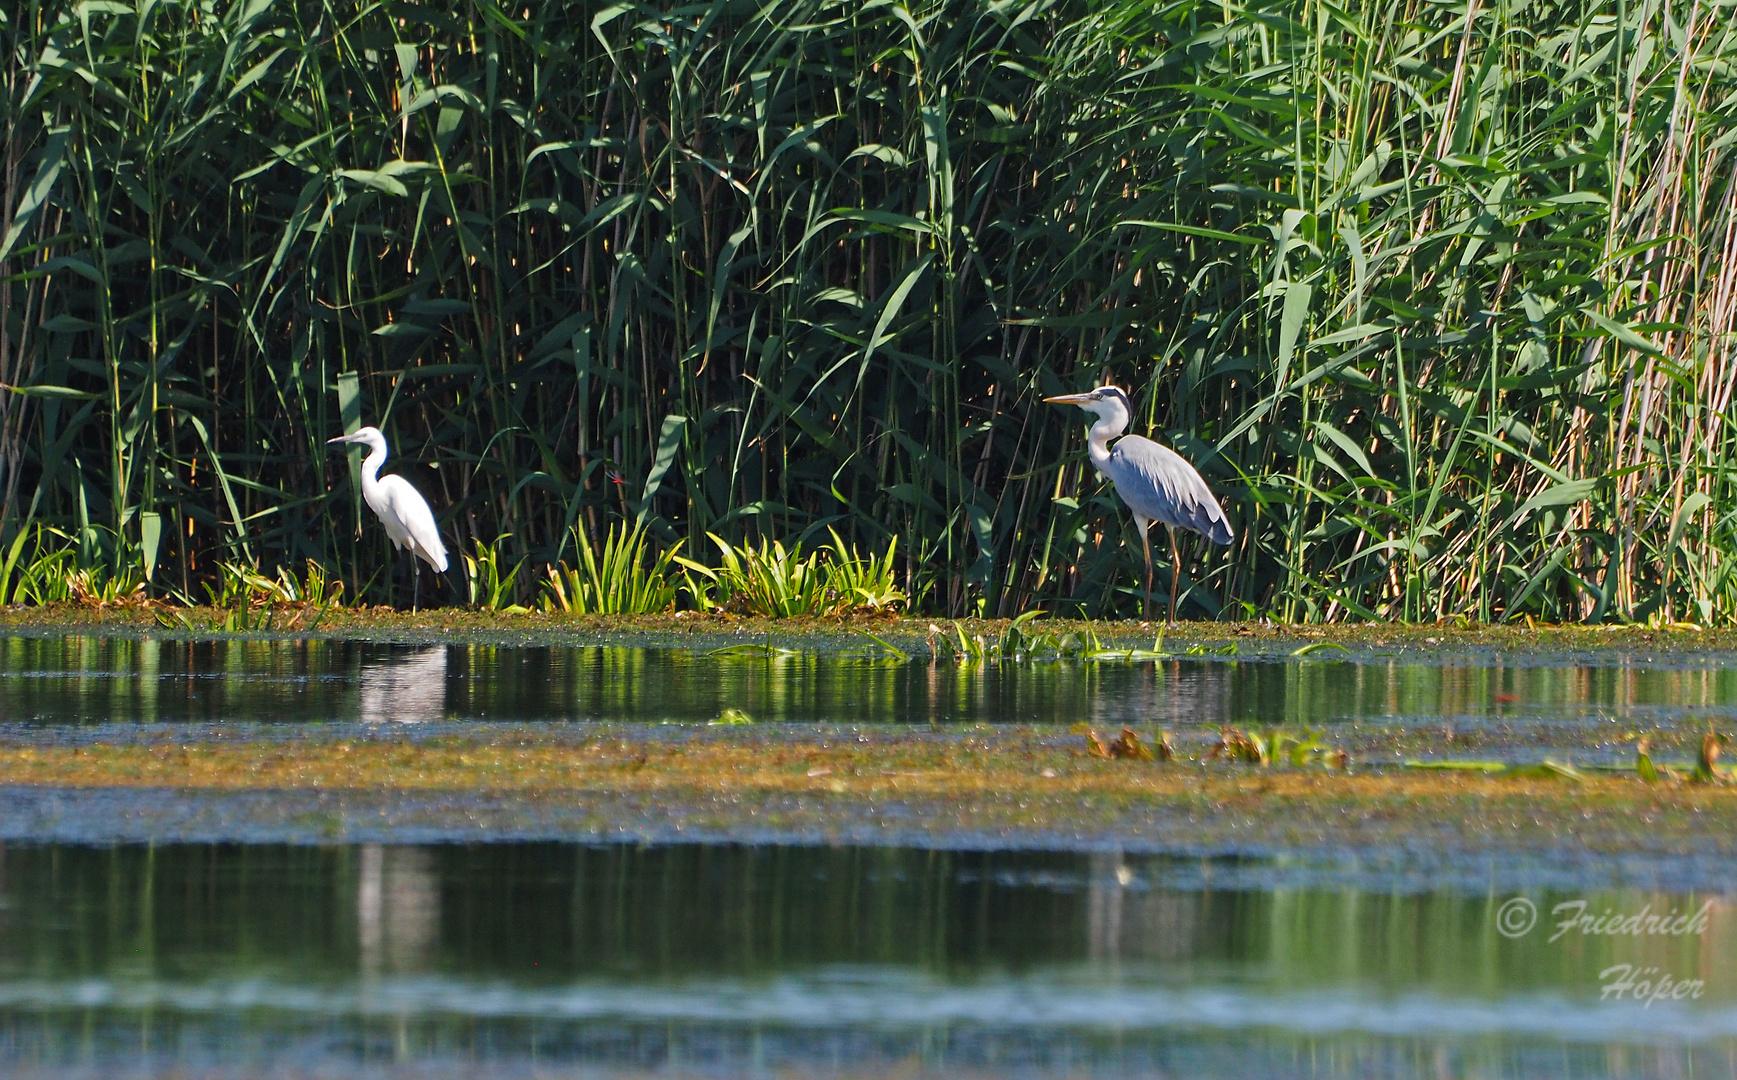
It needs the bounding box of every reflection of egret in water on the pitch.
[359,647,448,724]
[1088,850,1129,964]
[1088,853,1205,965]
[357,844,440,977]
[356,844,440,1056]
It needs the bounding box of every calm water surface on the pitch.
[2,635,1736,729]
[0,842,1734,1079]
[2,634,1737,1077]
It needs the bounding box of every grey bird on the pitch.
[1045,385,1233,622]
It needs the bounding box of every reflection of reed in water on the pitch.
[358,647,447,723]
[357,844,440,977]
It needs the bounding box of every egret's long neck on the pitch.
[1085,405,1129,473]
[359,441,387,494]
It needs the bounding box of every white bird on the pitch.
[1045,385,1233,622]
[328,425,448,609]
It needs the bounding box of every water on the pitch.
[1,842,1734,1078]
[3,635,1737,729]
[2,633,1736,1077]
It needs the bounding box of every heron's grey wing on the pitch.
[1103,435,1234,544]
[378,474,450,572]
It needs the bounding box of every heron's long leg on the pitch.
[1135,515,1154,620]
[412,555,421,612]
[1168,526,1181,625]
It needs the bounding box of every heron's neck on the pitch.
[1086,413,1126,472]
[359,443,387,487]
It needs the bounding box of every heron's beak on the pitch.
[1043,392,1095,405]
[326,434,359,446]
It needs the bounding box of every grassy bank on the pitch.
[3,0,1736,624]
[6,603,1737,656]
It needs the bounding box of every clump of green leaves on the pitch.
[277,560,346,609]
[0,527,74,605]
[1693,728,1733,784]
[541,522,682,615]
[0,525,138,606]
[686,532,906,617]
[929,615,1203,663]
[203,562,293,608]
[1210,726,1349,769]
[695,534,830,617]
[465,535,529,613]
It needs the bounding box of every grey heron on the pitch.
[1045,385,1233,621]
[328,426,448,609]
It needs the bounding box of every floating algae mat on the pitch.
[4,631,1737,1077]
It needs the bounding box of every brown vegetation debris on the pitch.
[1086,727,1155,761]
[1208,727,1268,766]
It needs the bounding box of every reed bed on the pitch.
[1,0,1734,621]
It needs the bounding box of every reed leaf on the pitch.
[0,0,1731,621]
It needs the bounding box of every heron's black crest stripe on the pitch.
[1098,386,1132,411]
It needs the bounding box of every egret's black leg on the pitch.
[412,558,421,612]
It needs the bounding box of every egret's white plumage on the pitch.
[1045,385,1233,620]
[328,426,447,604]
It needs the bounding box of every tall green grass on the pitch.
[1,0,1734,621]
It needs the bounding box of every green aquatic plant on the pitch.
[1290,642,1350,658]
[1211,728,1269,767]
[927,616,1184,663]
[1267,727,1337,768]
[1693,729,1731,784]
[1210,726,1349,769]
[1405,759,1587,782]
[928,611,1052,661]
[203,562,295,608]
[1635,737,1662,784]
[823,531,907,614]
[928,622,988,663]
[684,531,904,618]
[996,610,1048,658]
[0,527,76,605]
[699,535,832,618]
[849,630,910,661]
[542,522,682,616]
[709,708,756,727]
[66,567,147,608]
[1155,730,1176,763]
[706,642,802,658]
[1503,761,1589,783]
[464,535,529,613]
[276,560,346,610]
[1183,642,1240,657]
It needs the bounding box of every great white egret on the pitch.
[328,426,448,609]
[1045,385,1233,621]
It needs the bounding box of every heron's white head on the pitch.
[327,426,388,454]
[1043,385,1132,425]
